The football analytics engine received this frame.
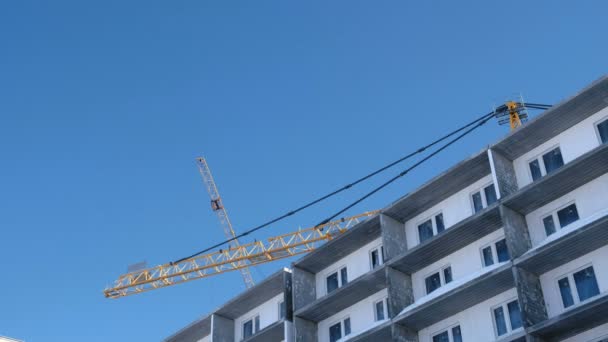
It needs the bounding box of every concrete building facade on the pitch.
[166,76,608,342]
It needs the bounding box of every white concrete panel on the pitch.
[562,322,608,342]
[314,237,383,298]
[233,293,284,341]
[513,107,608,188]
[525,173,608,247]
[404,174,494,249]
[539,245,608,318]
[411,228,505,300]
[197,336,210,342]
[316,289,388,342]
[417,288,519,342]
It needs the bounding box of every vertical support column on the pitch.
[283,269,294,342]
[380,214,407,261]
[292,266,317,342]
[385,267,414,319]
[500,205,532,259]
[513,266,548,328]
[488,148,519,199]
[391,324,419,342]
[211,314,235,342]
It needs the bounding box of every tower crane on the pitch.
[196,157,255,289]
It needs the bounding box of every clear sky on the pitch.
[0,1,606,341]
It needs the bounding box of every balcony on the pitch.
[387,204,502,274]
[393,262,514,330]
[294,266,386,322]
[515,210,608,274]
[243,320,285,342]
[346,320,392,342]
[527,292,608,341]
[502,143,608,215]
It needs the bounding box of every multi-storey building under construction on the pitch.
[165,76,608,342]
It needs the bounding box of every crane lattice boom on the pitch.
[103,210,378,298]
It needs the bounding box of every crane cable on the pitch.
[173,104,550,264]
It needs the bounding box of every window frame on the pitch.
[479,236,510,267]
[424,264,453,295]
[491,298,523,338]
[327,316,351,342]
[325,265,348,295]
[242,313,261,340]
[554,263,601,310]
[470,182,497,213]
[594,115,608,145]
[526,145,564,182]
[369,245,385,270]
[540,201,579,238]
[430,323,462,342]
[373,297,389,322]
[417,211,445,244]
[278,300,285,320]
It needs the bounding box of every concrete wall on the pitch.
[411,229,505,300]
[562,322,608,342]
[525,173,608,247]
[417,288,520,342]
[314,237,383,298]
[233,293,284,341]
[539,245,608,318]
[197,336,210,342]
[316,289,388,342]
[404,174,494,249]
[512,107,608,188]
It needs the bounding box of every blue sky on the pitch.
[0,1,605,341]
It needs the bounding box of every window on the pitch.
[326,267,348,294]
[471,183,498,213]
[418,213,446,243]
[480,238,510,267]
[542,203,580,237]
[425,265,453,294]
[432,325,462,342]
[243,315,260,339]
[492,299,522,337]
[370,245,385,270]
[329,317,351,342]
[374,297,388,321]
[557,265,600,309]
[596,118,608,144]
[278,300,285,319]
[528,147,564,181]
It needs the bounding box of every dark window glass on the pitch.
[598,119,608,144]
[435,213,445,233]
[418,219,434,242]
[279,301,285,319]
[529,159,542,181]
[425,272,442,294]
[452,325,462,342]
[543,148,564,174]
[243,320,253,338]
[371,249,379,269]
[557,204,579,228]
[484,184,498,206]
[493,306,508,336]
[343,318,351,336]
[443,266,453,284]
[254,316,260,333]
[543,215,556,236]
[507,300,523,330]
[573,266,600,302]
[559,277,575,308]
[472,192,484,213]
[496,239,510,262]
[326,273,339,293]
[375,300,385,321]
[329,322,341,342]
[340,267,348,285]
[432,331,449,342]
[482,246,494,267]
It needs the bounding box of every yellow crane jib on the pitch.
[103,210,379,299]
